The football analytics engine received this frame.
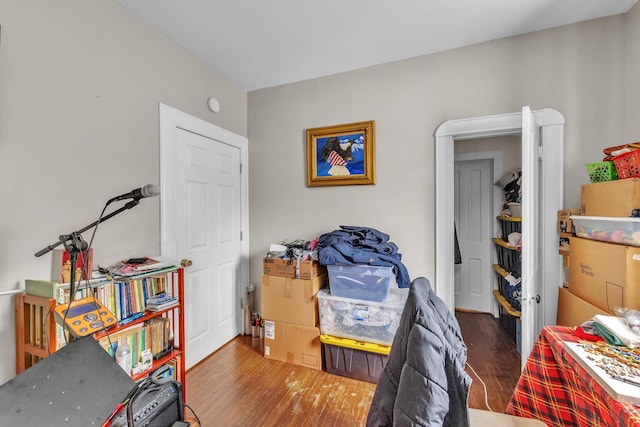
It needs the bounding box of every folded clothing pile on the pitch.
[593,315,640,348]
[580,314,640,347]
[316,225,410,288]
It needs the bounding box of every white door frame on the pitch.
[158,103,250,337]
[435,108,564,337]
[455,150,504,318]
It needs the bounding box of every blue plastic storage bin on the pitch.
[327,264,393,302]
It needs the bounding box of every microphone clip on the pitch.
[60,232,88,255]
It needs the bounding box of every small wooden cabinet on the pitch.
[14,267,186,399]
[14,293,60,374]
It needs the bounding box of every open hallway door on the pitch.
[520,106,541,364]
[435,108,564,369]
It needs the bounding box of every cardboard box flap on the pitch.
[557,287,610,327]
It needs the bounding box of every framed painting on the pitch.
[306,120,376,187]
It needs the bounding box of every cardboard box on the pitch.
[263,258,326,279]
[261,274,327,327]
[557,286,610,327]
[263,320,321,370]
[581,179,640,217]
[568,236,640,311]
[557,208,581,233]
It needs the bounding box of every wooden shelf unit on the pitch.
[492,290,521,318]
[14,267,186,399]
[497,214,522,222]
[494,215,522,350]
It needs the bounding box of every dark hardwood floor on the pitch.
[457,310,522,413]
[184,311,521,426]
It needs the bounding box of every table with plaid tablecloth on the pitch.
[506,325,640,426]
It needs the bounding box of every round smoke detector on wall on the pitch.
[207,97,220,113]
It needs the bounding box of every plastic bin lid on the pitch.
[320,334,391,355]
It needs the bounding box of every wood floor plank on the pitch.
[185,311,521,426]
[458,310,521,413]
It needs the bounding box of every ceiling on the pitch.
[115,0,638,91]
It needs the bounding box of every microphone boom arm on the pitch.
[34,199,140,258]
[35,199,141,302]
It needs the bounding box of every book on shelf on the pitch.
[121,256,165,272]
[147,317,172,358]
[146,293,172,304]
[97,317,172,366]
[146,297,179,312]
[51,248,93,283]
[167,357,180,382]
[55,274,170,322]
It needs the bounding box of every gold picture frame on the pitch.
[306,120,376,187]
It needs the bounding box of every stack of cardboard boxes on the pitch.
[557,178,640,326]
[261,258,327,370]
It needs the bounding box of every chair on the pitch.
[367,277,546,426]
[469,409,546,426]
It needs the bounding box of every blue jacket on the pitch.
[367,277,471,426]
[317,226,411,287]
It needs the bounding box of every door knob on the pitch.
[180,259,193,268]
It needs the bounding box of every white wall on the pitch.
[626,1,640,140]
[455,136,521,180]
[0,0,247,385]
[248,15,631,309]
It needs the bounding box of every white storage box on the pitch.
[327,264,393,302]
[317,287,408,346]
[508,202,522,218]
[571,216,640,247]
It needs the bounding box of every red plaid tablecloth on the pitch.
[506,326,640,426]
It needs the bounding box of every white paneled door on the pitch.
[159,104,249,370]
[520,106,542,365]
[454,158,493,313]
[175,128,241,369]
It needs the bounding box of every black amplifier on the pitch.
[111,381,183,427]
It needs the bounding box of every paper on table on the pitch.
[564,341,640,405]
